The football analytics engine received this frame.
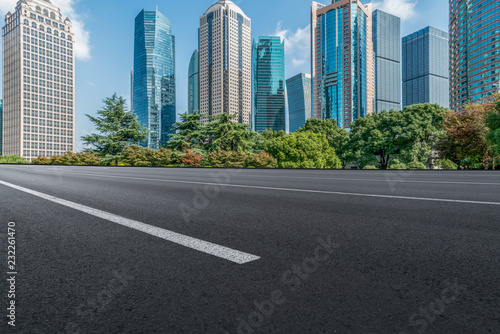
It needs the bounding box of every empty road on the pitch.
[0,165,499,333]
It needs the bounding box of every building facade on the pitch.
[188,49,200,114]
[133,9,176,149]
[402,27,449,108]
[311,0,374,129]
[373,10,401,113]
[252,36,285,133]
[2,0,75,161]
[199,0,252,125]
[449,0,500,111]
[286,73,312,133]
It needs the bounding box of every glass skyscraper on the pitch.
[311,0,374,129]
[252,36,285,133]
[286,73,312,133]
[199,1,252,125]
[188,49,199,114]
[133,9,176,149]
[450,0,500,111]
[373,10,401,113]
[402,27,449,108]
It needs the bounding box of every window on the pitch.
[32,22,37,28]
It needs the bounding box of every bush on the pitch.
[0,155,29,164]
[407,161,427,170]
[146,148,173,167]
[121,145,151,166]
[207,151,248,168]
[435,159,458,170]
[181,150,204,167]
[363,165,378,170]
[389,159,408,170]
[32,156,51,165]
[247,152,277,168]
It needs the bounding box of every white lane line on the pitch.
[0,179,260,265]
[57,171,500,206]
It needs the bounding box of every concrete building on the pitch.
[253,36,285,133]
[286,73,312,133]
[402,27,449,108]
[0,99,3,156]
[2,0,75,161]
[199,0,252,125]
[449,0,500,111]
[373,10,401,113]
[311,0,374,129]
[133,9,176,149]
[188,49,199,114]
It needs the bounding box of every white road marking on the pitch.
[0,179,260,265]
[53,171,500,206]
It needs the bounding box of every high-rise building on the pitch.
[252,36,285,133]
[373,10,401,113]
[449,0,500,111]
[133,9,176,149]
[311,0,374,129]
[286,73,312,133]
[2,0,75,161]
[188,49,199,114]
[0,99,3,156]
[402,27,449,108]
[199,0,252,125]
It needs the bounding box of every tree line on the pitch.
[29,93,500,169]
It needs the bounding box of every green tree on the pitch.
[486,95,500,156]
[298,118,352,168]
[82,94,148,165]
[167,111,205,150]
[265,132,341,169]
[204,113,257,152]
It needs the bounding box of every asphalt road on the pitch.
[0,165,499,334]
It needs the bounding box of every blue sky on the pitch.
[0,0,449,151]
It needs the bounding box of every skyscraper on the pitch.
[188,49,199,114]
[449,0,500,111]
[133,9,176,149]
[286,73,312,133]
[402,27,449,108]
[199,0,252,125]
[311,0,374,129]
[373,10,401,113]
[2,0,75,161]
[253,36,285,133]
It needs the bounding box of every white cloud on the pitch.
[0,0,91,61]
[274,22,311,74]
[373,0,418,21]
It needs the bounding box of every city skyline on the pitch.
[0,0,453,151]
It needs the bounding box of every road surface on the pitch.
[0,165,499,333]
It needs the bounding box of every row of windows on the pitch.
[24,150,72,158]
[23,137,74,148]
[23,98,74,109]
[25,17,72,41]
[23,125,73,135]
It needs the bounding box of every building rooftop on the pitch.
[204,0,246,16]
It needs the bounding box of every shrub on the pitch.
[363,165,378,170]
[247,152,277,168]
[121,145,150,166]
[389,159,408,170]
[32,156,51,165]
[207,151,248,168]
[407,161,427,170]
[0,155,29,164]
[435,159,458,170]
[181,150,204,167]
[147,148,173,167]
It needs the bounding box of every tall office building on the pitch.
[402,27,449,108]
[2,0,75,161]
[373,10,401,113]
[133,9,176,149]
[449,0,500,111]
[199,0,252,125]
[0,99,3,156]
[252,36,285,133]
[311,0,374,129]
[286,73,312,133]
[188,49,199,114]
